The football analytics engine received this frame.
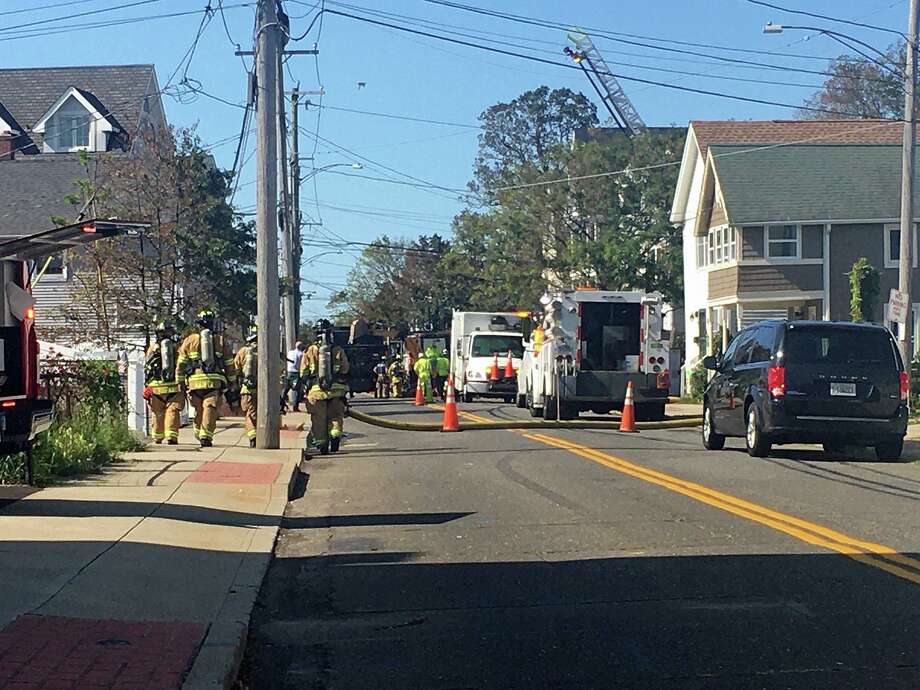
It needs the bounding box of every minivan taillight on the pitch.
[900,371,909,402]
[768,365,785,399]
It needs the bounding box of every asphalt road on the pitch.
[242,396,920,689]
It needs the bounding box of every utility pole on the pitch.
[899,0,920,372]
[254,0,281,449]
[277,51,296,354]
[290,88,302,334]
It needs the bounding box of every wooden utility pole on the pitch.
[255,0,281,449]
[290,88,302,332]
[899,0,920,372]
[277,52,296,354]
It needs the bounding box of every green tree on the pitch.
[849,257,880,322]
[52,128,255,348]
[799,44,904,119]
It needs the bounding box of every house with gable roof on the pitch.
[0,64,168,347]
[671,119,920,389]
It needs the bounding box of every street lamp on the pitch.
[764,9,920,373]
[762,23,903,75]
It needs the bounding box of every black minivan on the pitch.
[701,320,908,460]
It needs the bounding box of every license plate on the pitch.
[830,382,856,397]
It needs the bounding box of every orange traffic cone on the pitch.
[414,377,425,406]
[619,381,638,433]
[490,353,500,381]
[441,377,460,432]
[504,349,514,378]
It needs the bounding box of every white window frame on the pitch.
[765,224,800,261]
[883,223,918,269]
[700,225,736,270]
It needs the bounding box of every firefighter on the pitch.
[144,319,184,445]
[387,356,404,398]
[373,355,388,399]
[176,309,235,448]
[233,325,259,448]
[301,319,350,456]
[414,347,435,403]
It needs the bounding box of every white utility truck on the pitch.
[450,311,525,403]
[519,289,670,421]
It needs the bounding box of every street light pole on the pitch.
[899,0,920,372]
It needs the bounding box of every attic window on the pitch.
[44,95,90,151]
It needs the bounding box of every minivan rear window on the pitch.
[784,327,896,367]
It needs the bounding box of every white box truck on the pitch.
[450,311,525,403]
[518,289,670,420]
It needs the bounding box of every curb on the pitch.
[347,408,702,432]
[182,458,300,690]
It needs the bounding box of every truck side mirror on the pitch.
[702,355,718,371]
[522,319,533,341]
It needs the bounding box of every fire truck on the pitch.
[519,289,670,421]
[0,219,140,482]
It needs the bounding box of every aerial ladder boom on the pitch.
[565,30,646,136]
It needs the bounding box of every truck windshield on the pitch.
[470,334,523,358]
[784,327,896,367]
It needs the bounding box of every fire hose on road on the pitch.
[347,406,703,433]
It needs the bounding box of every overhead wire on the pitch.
[322,8,899,119]
[747,0,908,39]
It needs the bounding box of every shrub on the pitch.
[0,358,145,485]
[687,362,709,402]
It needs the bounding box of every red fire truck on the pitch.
[0,219,142,482]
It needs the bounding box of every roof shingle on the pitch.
[0,64,154,134]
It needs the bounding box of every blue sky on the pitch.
[1,0,909,318]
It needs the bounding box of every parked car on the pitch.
[701,320,908,461]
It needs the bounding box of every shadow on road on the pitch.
[243,548,920,689]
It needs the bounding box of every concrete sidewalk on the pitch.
[0,412,308,690]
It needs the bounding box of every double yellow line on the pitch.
[520,431,920,586]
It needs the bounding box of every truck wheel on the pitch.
[544,396,558,421]
[526,392,543,418]
[635,402,665,422]
[559,403,579,421]
[463,392,475,403]
[516,394,526,409]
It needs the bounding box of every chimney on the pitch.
[0,132,14,160]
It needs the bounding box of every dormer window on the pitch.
[33,87,118,153]
[46,96,90,150]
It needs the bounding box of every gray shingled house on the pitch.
[694,141,920,351]
[0,64,167,346]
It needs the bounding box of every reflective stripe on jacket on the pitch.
[301,343,350,399]
[177,332,235,391]
[145,343,181,394]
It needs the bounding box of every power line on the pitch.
[0,0,110,17]
[323,8,898,119]
[305,101,481,128]
[419,0,898,85]
[0,0,168,34]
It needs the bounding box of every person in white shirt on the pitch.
[283,341,305,412]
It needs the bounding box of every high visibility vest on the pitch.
[414,357,432,379]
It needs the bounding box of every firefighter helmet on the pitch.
[313,318,333,338]
[196,309,216,330]
[155,319,175,336]
[246,324,258,343]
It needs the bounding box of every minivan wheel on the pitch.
[745,406,772,458]
[875,438,904,462]
[702,405,725,450]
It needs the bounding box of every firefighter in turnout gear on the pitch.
[176,309,236,447]
[233,325,259,448]
[144,319,184,444]
[301,319,350,456]
[387,357,404,398]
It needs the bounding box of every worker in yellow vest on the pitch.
[233,325,259,448]
[144,319,183,445]
[176,309,235,448]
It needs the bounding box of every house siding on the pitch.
[802,224,824,258]
[708,266,738,300]
[709,198,727,228]
[828,222,920,322]
[742,226,764,259]
[738,264,823,293]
